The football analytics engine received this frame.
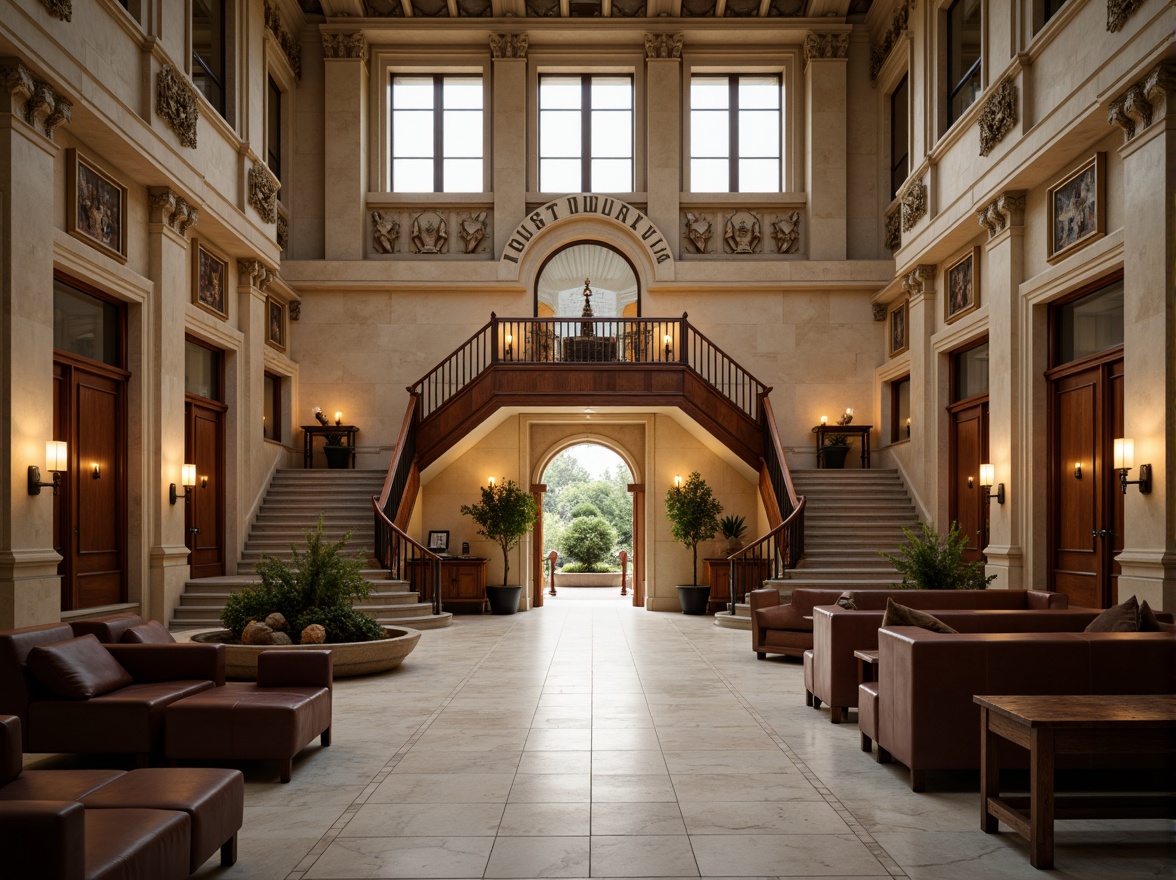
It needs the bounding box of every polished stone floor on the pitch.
[186,592,1172,879]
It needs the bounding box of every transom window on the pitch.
[191,0,225,116]
[946,0,982,127]
[539,75,633,193]
[690,75,782,193]
[389,75,484,193]
[953,341,989,402]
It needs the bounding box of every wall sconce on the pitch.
[673,474,682,488]
[92,462,102,480]
[1074,462,1082,479]
[1114,437,1151,494]
[979,463,1005,505]
[29,440,68,496]
[664,334,672,360]
[200,475,209,490]
[505,333,513,360]
[906,418,911,438]
[334,411,343,426]
[967,475,974,490]
[170,463,197,505]
[820,415,828,426]
[488,476,496,487]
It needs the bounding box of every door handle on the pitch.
[188,527,200,535]
[1091,529,1115,539]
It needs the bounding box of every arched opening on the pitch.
[538,441,638,604]
[534,242,640,318]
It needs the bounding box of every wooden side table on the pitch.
[812,424,873,468]
[301,425,358,469]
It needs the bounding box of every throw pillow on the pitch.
[121,620,177,644]
[881,598,958,633]
[1083,595,1140,633]
[26,635,133,700]
[836,591,857,610]
[1138,600,1163,632]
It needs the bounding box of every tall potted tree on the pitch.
[664,471,723,614]
[461,479,539,614]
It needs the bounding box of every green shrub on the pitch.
[559,561,618,573]
[460,479,539,586]
[664,471,723,585]
[559,514,617,569]
[569,502,602,519]
[880,521,996,590]
[292,605,385,643]
[220,517,382,643]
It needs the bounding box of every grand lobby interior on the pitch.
[0,0,1173,876]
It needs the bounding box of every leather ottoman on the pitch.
[165,683,331,783]
[80,767,244,872]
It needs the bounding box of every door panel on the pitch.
[186,400,225,579]
[949,399,987,563]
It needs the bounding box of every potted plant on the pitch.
[664,471,723,614]
[719,514,748,551]
[313,407,351,469]
[879,520,997,590]
[822,432,851,469]
[460,479,538,614]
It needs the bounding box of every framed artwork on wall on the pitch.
[945,247,980,324]
[428,530,450,553]
[1048,153,1105,263]
[888,299,909,358]
[266,297,286,350]
[193,242,228,318]
[66,149,127,263]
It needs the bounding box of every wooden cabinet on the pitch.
[442,558,488,613]
[705,557,773,613]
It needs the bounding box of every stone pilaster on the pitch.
[491,35,527,258]
[902,264,938,525]
[145,186,198,623]
[322,33,367,260]
[978,191,1026,589]
[237,260,274,573]
[646,34,683,260]
[804,33,849,260]
[1110,68,1176,611]
[0,58,67,627]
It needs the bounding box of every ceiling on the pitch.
[313,0,871,20]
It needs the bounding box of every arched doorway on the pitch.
[535,242,640,318]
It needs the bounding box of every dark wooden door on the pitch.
[185,397,226,579]
[54,358,127,610]
[1048,355,1123,608]
[948,398,989,564]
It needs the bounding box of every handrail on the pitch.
[760,396,803,519]
[410,313,767,421]
[377,393,420,524]
[372,499,444,615]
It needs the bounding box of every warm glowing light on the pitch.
[673,474,682,488]
[181,463,197,488]
[45,441,67,472]
[334,411,343,425]
[92,462,101,479]
[488,476,496,487]
[979,463,995,487]
[820,415,828,425]
[664,335,672,345]
[505,333,513,346]
[845,407,854,416]
[1113,438,1134,471]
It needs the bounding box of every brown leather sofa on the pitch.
[0,714,243,878]
[866,628,1176,791]
[750,587,1068,660]
[810,603,1093,722]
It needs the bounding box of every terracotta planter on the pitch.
[183,626,421,679]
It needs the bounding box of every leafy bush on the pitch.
[664,472,723,586]
[559,562,618,573]
[460,479,539,586]
[291,605,385,643]
[560,514,617,569]
[221,517,383,643]
[569,502,602,519]
[719,514,748,540]
[879,521,996,590]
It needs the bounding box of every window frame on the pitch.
[190,0,228,118]
[374,53,491,195]
[889,374,911,444]
[537,73,636,194]
[266,75,283,187]
[889,72,910,201]
[263,371,283,443]
[390,74,486,194]
[688,73,784,194]
[944,0,983,129]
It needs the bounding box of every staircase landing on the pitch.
[715,468,918,630]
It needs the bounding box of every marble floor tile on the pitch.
[591,750,667,775]
[368,772,515,804]
[679,800,851,835]
[670,772,817,803]
[591,728,662,751]
[340,802,505,837]
[690,833,886,876]
[498,802,593,836]
[484,835,591,877]
[590,834,700,876]
[591,802,687,836]
[592,772,677,802]
[304,836,494,878]
[508,772,593,803]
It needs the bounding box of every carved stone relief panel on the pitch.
[1107,64,1174,141]
[976,190,1025,238]
[680,208,802,257]
[769,211,801,254]
[490,34,529,58]
[723,211,761,254]
[40,0,72,22]
[322,33,366,59]
[871,302,887,322]
[2,59,72,142]
[900,178,926,232]
[803,32,849,66]
[248,162,280,224]
[870,3,909,82]
[884,207,901,251]
[644,33,684,59]
[978,78,1017,157]
[277,211,289,251]
[1106,0,1142,32]
[682,212,714,254]
[264,2,302,80]
[156,64,198,149]
[372,210,400,254]
[458,211,490,253]
[148,187,199,238]
[369,208,494,257]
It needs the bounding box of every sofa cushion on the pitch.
[122,621,177,644]
[882,599,958,633]
[1084,596,1139,632]
[1138,600,1163,632]
[26,635,133,700]
[836,591,857,610]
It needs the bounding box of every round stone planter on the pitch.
[181,626,421,680]
[553,571,622,588]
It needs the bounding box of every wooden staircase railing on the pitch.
[373,393,443,614]
[725,395,805,614]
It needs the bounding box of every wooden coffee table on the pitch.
[974,694,1176,869]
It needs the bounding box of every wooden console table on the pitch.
[705,557,772,613]
[301,424,358,469]
[812,424,872,468]
[976,693,1176,869]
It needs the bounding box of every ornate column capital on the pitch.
[147,187,199,237]
[237,259,275,291]
[248,161,280,224]
[156,64,198,149]
[978,78,1017,157]
[1108,63,1175,142]
[977,190,1026,238]
[902,264,936,299]
[900,178,926,232]
[803,33,849,68]
[264,2,302,80]
[322,32,366,59]
[644,33,683,60]
[1,59,71,142]
[490,34,529,59]
[871,302,887,322]
[870,4,909,83]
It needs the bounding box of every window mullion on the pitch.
[728,76,739,192]
[581,76,592,192]
[433,77,445,192]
